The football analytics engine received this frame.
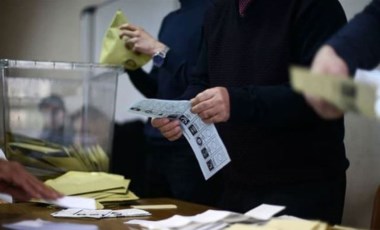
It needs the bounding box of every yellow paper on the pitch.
[290,66,377,118]
[96,191,139,203]
[45,171,126,195]
[266,219,328,230]
[99,10,151,70]
[9,142,64,154]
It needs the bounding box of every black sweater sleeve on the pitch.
[327,0,380,74]
[227,0,347,126]
[128,68,158,98]
[179,36,210,100]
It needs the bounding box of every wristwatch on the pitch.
[152,46,170,67]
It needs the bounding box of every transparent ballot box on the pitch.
[0,59,122,180]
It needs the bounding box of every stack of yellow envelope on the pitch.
[45,171,138,209]
[6,133,109,180]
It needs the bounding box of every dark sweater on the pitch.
[128,0,211,146]
[182,0,350,186]
[328,0,380,74]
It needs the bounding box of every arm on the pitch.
[193,0,347,126]
[127,68,158,98]
[327,0,380,74]
[120,14,205,92]
[151,36,210,141]
[0,160,61,201]
[305,0,380,119]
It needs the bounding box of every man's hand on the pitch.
[119,24,166,56]
[191,87,230,123]
[151,118,182,141]
[0,160,62,201]
[306,45,350,119]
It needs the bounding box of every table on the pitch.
[0,198,212,229]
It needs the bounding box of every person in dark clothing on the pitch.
[152,0,349,224]
[305,0,380,119]
[38,95,73,145]
[118,0,221,206]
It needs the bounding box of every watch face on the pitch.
[153,54,164,67]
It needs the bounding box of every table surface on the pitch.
[0,198,213,230]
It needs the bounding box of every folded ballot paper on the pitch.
[99,10,151,70]
[128,99,231,180]
[44,171,138,209]
[290,67,380,119]
[125,204,285,229]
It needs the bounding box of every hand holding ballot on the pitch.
[304,45,350,119]
[0,159,61,201]
[191,87,231,124]
[290,66,379,120]
[119,23,167,57]
[151,118,182,141]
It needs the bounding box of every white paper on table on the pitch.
[127,215,191,229]
[128,99,231,180]
[125,209,254,229]
[3,219,98,230]
[244,204,286,220]
[46,196,96,210]
[189,210,233,223]
[51,208,150,219]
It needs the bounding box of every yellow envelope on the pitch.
[99,10,151,70]
[45,171,126,195]
[266,219,328,230]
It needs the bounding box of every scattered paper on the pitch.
[125,209,260,229]
[128,99,231,180]
[51,208,150,219]
[3,219,98,230]
[245,204,285,221]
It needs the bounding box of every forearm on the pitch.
[327,0,380,73]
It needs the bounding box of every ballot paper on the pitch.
[44,196,97,210]
[51,208,150,219]
[125,204,285,230]
[245,204,286,221]
[3,219,98,230]
[290,67,379,119]
[128,99,231,180]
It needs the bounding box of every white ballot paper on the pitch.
[46,196,96,210]
[3,219,98,230]
[125,204,285,229]
[128,99,231,180]
[51,208,151,219]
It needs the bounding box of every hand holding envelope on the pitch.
[99,10,151,70]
